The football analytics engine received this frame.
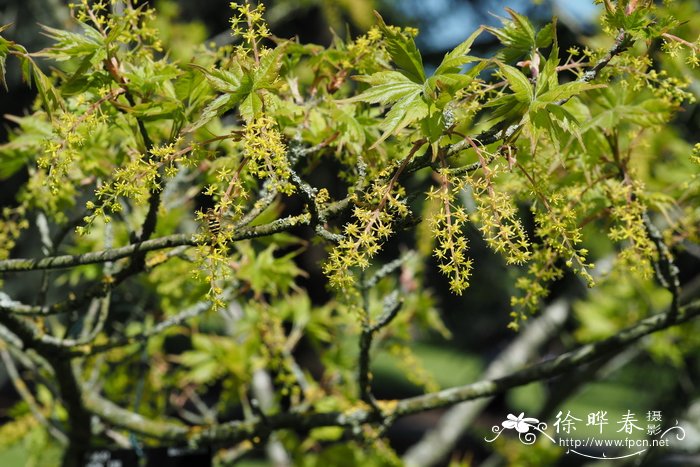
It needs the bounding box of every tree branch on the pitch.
[643,211,681,316]
[0,207,325,277]
[51,359,91,467]
[69,298,212,356]
[402,299,569,466]
[80,300,700,447]
[357,254,412,408]
[82,390,189,441]
[394,299,699,416]
[0,293,212,357]
[580,30,633,84]
[0,348,69,445]
[358,291,403,408]
[0,233,196,273]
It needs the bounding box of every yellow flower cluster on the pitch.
[0,207,29,261]
[606,181,656,279]
[510,247,564,330]
[426,169,473,295]
[230,2,270,58]
[79,139,189,236]
[70,0,162,53]
[243,116,295,195]
[610,55,695,105]
[467,160,531,266]
[510,190,592,329]
[324,173,409,292]
[38,109,104,196]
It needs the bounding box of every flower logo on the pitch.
[502,413,540,433]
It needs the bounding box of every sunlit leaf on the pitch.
[374,11,426,84]
[434,28,482,76]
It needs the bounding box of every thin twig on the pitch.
[358,290,403,409]
[0,348,69,445]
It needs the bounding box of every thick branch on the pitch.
[358,292,402,407]
[0,214,316,318]
[82,391,189,441]
[0,234,196,273]
[580,30,633,84]
[643,211,681,315]
[82,300,700,446]
[51,359,92,467]
[358,328,375,406]
[394,300,699,416]
[0,209,321,277]
[69,299,212,356]
[402,299,569,466]
[0,294,212,357]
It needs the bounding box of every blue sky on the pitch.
[390,0,602,51]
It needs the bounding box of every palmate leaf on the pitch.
[534,81,603,108]
[499,63,534,103]
[531,103,583,149]
[188,46,287,130]
[526,25,600,146]
[373,90,427,148]
[122,60,182,98]
[37,23,105,62]
[546,103,580,131]
[535,17,560,96]
[535,23,554,49]
[374,12,425,84]
[127,98,184,121]
[186,93,236,132]
[425,72,475,96]
[523,23,584,146]
[339,70,425,147]
[582,86,677,131]
[485,8,547,62]
[179,335,248,384]
[421,105,443,144]
[484,94,528,125]
[174,69,211,120]
[426,60,487,99]
[191,62,246,94]
[253,45,286,88]
[506,7,536,40]
[342,71,422,105]
[531,18,602,107]
[489,23,600,135]
[24,59,64,118]
[340,18,485,148]
[327,104,367,151]
[237,243,306,297]
[0,114,53,178]
[185,65,251,131]
[434,28,482,76]
[351,80,420,104]
[239,91,264,122]
[0,24,13,90]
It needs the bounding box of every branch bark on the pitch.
[80,300,700,446]
[394,300,699,416]
[402,299,569,467]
